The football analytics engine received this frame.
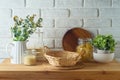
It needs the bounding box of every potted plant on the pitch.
[92,35,116,63]
[6,15,42,64]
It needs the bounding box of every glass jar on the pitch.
[35,28,46,61]
[24,50,36,66]
[27,28,46,61]
[76,38,93,62]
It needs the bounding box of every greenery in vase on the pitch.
[92,35,116,53]
[11,15,42,41]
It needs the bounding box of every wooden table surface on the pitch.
[1,59,120,80]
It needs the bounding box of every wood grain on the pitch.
[1,59,120,80]
[62,28,93,52]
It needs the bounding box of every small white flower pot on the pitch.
[93,52,114,63]
[97,49,110,54]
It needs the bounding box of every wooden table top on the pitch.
[1,59,120,80]
[1,59,120,72]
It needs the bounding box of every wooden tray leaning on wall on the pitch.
[62,27,93,52]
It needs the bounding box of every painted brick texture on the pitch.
[84,0,112,8]
[0,0,120,58]
[55,0,83,8]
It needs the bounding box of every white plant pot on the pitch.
[93,52,114,63]
[97,49,110,54]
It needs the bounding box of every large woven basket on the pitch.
[44,50,81,67]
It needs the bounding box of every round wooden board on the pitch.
[52,62,84,70]
[62,28,93,52]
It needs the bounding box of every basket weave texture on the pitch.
[45,51,81,67]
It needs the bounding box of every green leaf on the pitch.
[92,35,116,53]
[11,14,43,41]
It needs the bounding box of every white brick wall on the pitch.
[99,28,120,38]
[84,0,112,8]
[112,19,120,27]
[55,18,82,28]
[83,28,98,36]
[84,19,111,28]
[0,0,24,8]
[112,0,120,7]
[26,0,54,8]
[0,27,11,38]
[44,39,54,48]
[70,8,98,18]
[13,9,40,18]
[55,28,69,38]
[100,8,120,18]
[0,9,11,18]
[55,0,83,8]
[41,9,69,18]
[0,0,120,58]
[42,19,54,28]
[44,28,55,38]
[55,39,62,48]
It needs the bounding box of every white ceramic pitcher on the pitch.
[6,41,27,64]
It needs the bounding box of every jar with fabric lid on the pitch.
[76,38,93,62]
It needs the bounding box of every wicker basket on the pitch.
[44,50,81,67]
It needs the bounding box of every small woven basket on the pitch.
[44,50,81,67]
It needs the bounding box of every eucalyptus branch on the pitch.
[11,15,43,41]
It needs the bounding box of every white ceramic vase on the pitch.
[6,41,27,64]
